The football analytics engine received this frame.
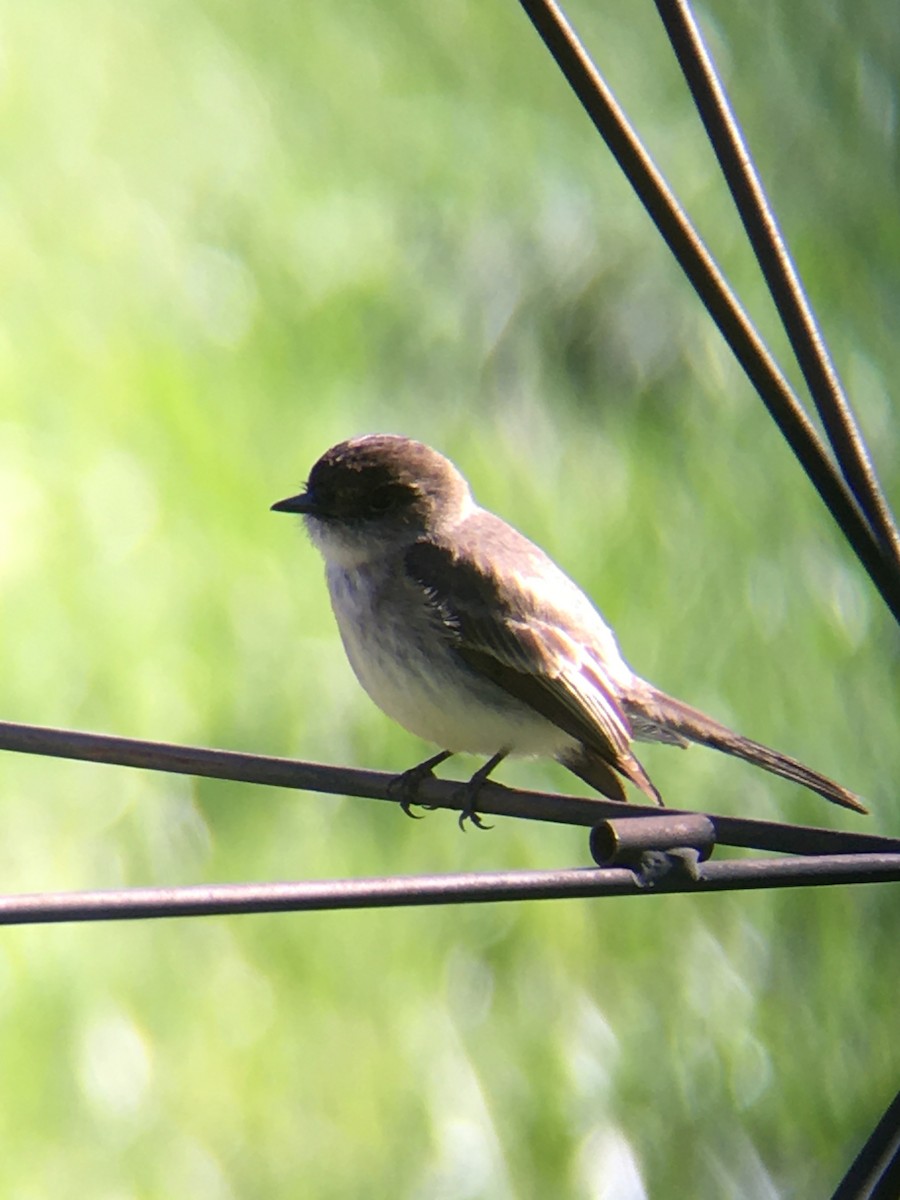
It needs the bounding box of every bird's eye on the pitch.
[367,484,399,514]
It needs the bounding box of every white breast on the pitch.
[326,563,572,757]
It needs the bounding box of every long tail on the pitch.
[624,686,867,815]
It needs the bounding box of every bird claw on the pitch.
[455,749,508,830]
[458,806,493,832]
[388,769,432,819]
[456,781,494,831]
[389,750,502,829]
[387,750,454,819]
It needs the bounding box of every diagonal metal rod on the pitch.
[515,0,900,625]
[0,854,898,927]
[653,0,900,574]
[831,1086,900,1200]
[1,720,896,859]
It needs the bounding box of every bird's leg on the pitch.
[388,750,454,818]
[457,749,509,831]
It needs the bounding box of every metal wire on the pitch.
[515,0,900,625]
[1,853,898,927]
[1,719,895,858]
[831,1087,900,1200]
[653,0,900,574]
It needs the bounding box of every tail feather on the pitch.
[626,687,867,815]
[557,745,663,807]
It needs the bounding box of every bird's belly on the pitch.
[327,567,569,757]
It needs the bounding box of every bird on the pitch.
[271,434,866,824]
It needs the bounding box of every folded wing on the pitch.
[405,531,660,804]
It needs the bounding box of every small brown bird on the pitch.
[273,435,866,820]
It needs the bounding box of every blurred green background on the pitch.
[1,0,898,1195]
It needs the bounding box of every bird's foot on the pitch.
[455,750,509,831]
[456,788,493,831]
[388,750,454,818]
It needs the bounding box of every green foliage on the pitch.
[0,1,897,1196]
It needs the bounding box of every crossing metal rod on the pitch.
[514,0,900,624]
[653,0,900,573]
[830,1086,900,1200]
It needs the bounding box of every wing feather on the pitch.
[404,532,659,800]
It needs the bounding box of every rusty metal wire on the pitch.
[516,0,900,625]
[0,852,898,928]
[0,719,894,858]
[831,1086,900,1200]
[652,0,900,572]
[1,718,897,928]
[6,721,897,926]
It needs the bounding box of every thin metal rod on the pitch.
[831,1087,900,1200]
[1,719,896,858]
[0,854,898,927]
[515,0,900,625]
[653,0,900,575]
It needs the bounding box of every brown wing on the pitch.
[405,534,660,803]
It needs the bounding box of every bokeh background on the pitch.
[1,0,898,1196]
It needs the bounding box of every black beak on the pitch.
[271,490,316,514]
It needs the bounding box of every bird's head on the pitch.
[272,434,473,565]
